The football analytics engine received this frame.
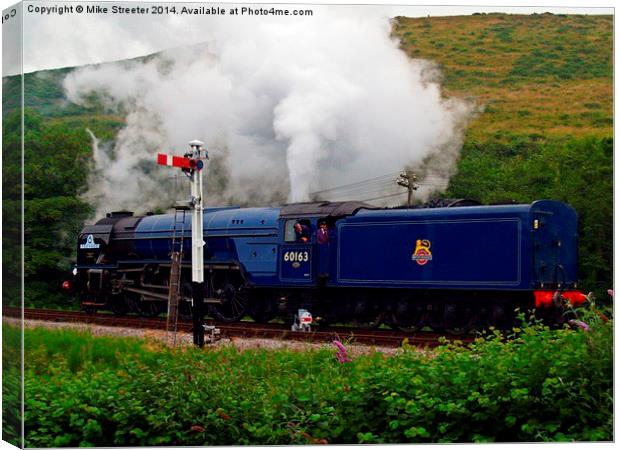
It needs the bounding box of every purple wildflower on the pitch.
[568,319,590,332]
[332,340,351,363]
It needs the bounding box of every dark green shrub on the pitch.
[20,306,613,446]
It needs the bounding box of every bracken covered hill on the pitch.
[3,13,612,144]
[392,13,613,142]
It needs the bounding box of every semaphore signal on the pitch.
[157,153,204,171]
[157,140,209,348]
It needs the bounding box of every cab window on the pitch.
[284,219,312,243]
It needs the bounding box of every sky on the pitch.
[1,0,615,77]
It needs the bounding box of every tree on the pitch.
[3,109,93,307]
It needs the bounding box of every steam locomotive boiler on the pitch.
[71,199,586,330]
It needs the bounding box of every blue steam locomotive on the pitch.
[71,199,585,330]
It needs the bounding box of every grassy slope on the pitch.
[4,13,611,143]
[391,13,613,142]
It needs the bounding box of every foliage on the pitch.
[2,323,22,446]
[2,109,93,308]
[20,307,612,446]
[3,68,102,119]
[2,110,24,308]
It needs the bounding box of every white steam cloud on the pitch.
[63,11,473,218]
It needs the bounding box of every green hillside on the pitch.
[392,13,613,142]
[4,13,612,143]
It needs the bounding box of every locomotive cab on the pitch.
[276,201,374,286]
[277,217,335,284]
[279,218,316,284]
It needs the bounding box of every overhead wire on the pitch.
[360,192,407,202]
[310,172,399,195]
[308,171,449,204]
[322,182,399,199]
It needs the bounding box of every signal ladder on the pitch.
[166,207,188,347]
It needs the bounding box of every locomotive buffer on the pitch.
[157,140,209,347]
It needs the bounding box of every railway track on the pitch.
[3,307,472,348]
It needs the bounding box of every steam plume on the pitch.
[63,11,473,218]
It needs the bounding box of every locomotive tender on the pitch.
[73,199,585,330]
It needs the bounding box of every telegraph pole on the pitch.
[397,170,418,207]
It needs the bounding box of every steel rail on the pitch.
[3,307,473,348]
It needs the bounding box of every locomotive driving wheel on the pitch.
[140,300,164,317]
[109,294,129,316]
[390,301,424,333]
[351,300,384,330]
[246,293,277,324]
[211,277,248,322]
[352,314,384,330]
[443,303,473,335]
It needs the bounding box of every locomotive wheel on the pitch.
[247,293,278,323]
[350,299,383,329]
[140,301,164,317]
[313,314,333,328]
[249,309,276,324]
[352,313,384,330]
[247,298,277,324]
[211,282,248,322]
[179,301,193,320]
[390,321,420,333]
[443,304,472,335]
[111,302,128,316]
[389,301,424,333]
[109,295,129,316]
[488,300,516,330]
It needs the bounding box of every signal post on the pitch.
[157,140,208,347]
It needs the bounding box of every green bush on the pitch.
[19,305,613,446]
[3,109,92,309]
[2,323,22,446]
